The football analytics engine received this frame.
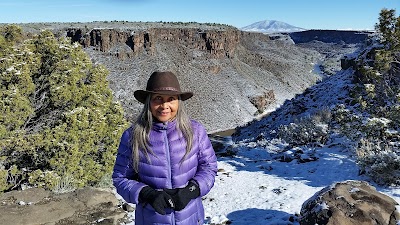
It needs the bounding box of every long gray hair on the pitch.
[131,95,194,172]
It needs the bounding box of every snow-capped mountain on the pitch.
[241,20,306,33]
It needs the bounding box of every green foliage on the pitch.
[0,24,23,44]
[331,104,363,141]
[335,8,400,185]
[277,110,331,147]
[350,8,400,115]
[0,26,129,193]
[387,104,400,127]
[51,174,76,194]
[374,49,393,71]
[331,104,396,140]
[375,8,400,49]
[357,138,400,186]
[365,8,400,82]
[0,35,9,57]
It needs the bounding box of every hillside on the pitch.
[16,21,327,133]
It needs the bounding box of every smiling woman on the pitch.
[150,94,179,122]
[112,71,218,225]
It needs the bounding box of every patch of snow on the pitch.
[18,201,26,206]
[349,187,360,193]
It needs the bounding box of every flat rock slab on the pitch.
[0,187,129,225]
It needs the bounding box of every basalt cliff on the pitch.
[21,22,357,133]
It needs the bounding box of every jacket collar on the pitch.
[152,119,177,131]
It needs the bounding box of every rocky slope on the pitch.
[19,21,323,133]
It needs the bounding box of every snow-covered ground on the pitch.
[203,142,400,225]
[120,139,400,225]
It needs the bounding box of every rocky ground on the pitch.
[0,187,131,225]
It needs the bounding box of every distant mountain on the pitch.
[241,20,306,33]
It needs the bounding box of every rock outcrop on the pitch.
[299,180,400,225]
[0,187,129,225]
[248,90,275,114]
[67,27,241,59]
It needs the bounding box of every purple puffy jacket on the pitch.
[112,119,217,225]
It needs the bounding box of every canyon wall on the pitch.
[39,22,322,132]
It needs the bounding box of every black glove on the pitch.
[139,186,175,215]
[165,181,200,211]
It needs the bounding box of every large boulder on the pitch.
[299,180,400,225]
[0,187,129,225]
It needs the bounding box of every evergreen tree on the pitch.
[375,8,400,50]
[0,26,129,192]
[350,9,400,185]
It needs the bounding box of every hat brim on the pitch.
[134,90,193,104]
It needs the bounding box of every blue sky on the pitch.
[0,0,398,30]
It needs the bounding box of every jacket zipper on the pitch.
[162,123,175,225]
[163,123,172,188]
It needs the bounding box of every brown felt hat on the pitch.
[134,71,193,104]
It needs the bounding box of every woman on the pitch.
[112,71,218,225]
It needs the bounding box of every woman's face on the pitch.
[150,94,179,122]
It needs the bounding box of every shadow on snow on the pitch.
[213,208,298,225]
[217,145,362,188]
